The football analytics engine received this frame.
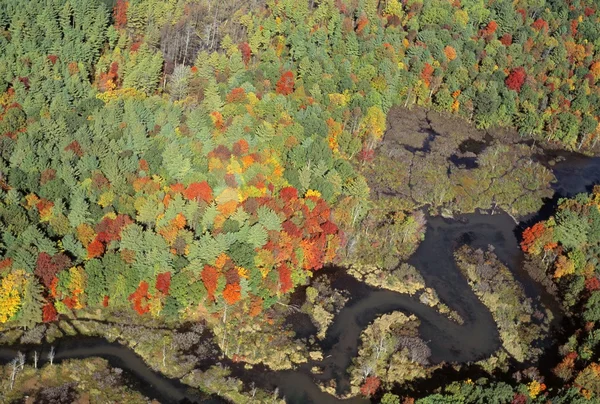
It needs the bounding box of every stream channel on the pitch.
[1,154,600,403]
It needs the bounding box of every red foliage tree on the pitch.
[571,19,579,35]
[103,295,110,307]
[360,376,380,396]
[156,272,172,295]
[35,253,71,288]
[42,303,58,323]
[276,71,295,95]
[585,276,600,292]
[520,222,546,252]
[282,220,302,238]
[500,33,512,46]
[358,147,375,162]
[184,181,213,203]
[87,238,105,259]
[505,67,526,92]
[232,139,249,156]
[238,42,252,66]
[280,186,299,202]
[227,87,247,103]
[278,263,293,293]
[95,214,132,243]
[47,55,58,65]
[18,77,30,89]
[64,140,83,157]
[0,258,12,270]
[128,281,150,315]
[202,265,219,300]
[130,41,142,52]
[321,220,338,235]
[481,20,498,37]
[512,393,528,404]
[113,0,129,29]
[62,296,77,309]
[532,18,549,32]
[139,159,149,171]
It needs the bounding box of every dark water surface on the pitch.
[1,153,600,403]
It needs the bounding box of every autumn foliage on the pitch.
[35,252,71,288]
[520,222,546,252]
[156,272,171,295]
[360,376,381,396]
[42,303,58,323]
[276,71,295,95]
[238,42,252,66]
[113,0,128,29]
[223,283,241,304]
[128,281,150,315]
[421,63,434,87]
[532,18,549,32]
[183,181,213,203]
[506,67,526,92]
[202,265,219,301]
[87,239,105,259]
[444,46,457,61]
[278,263,293,293]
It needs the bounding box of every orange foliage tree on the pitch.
[223,283,241,304]
[128,281,151,314]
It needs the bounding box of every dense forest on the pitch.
[2,0,600,402]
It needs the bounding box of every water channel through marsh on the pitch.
[1,151,600,403]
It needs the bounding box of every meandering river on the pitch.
[1,152,599,403]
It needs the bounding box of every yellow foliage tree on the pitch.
[554,255,575,278]
[0,270,25,323]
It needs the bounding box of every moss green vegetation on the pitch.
[0,358,149,403]
[349,312,440,396]
[302,277,349,340]
[349,263,425,296]
[454,245,549,362]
